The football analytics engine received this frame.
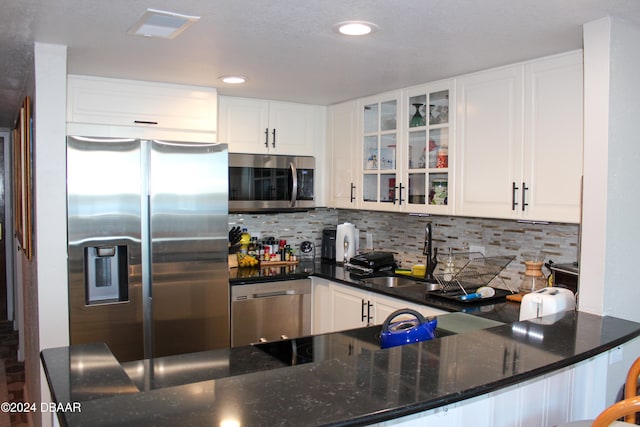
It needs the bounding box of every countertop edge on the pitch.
[42,264,640,426]
[330,326,640,426]
[41,317,640,427]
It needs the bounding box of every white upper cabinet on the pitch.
[358,91,403,211]
[218,96,321,156]
[522,52,584,223]
[327,101,358,209]
[66,75,217,141]
[327,51,583,221]
[455,51,583,223]
[454,65,524,219]
[402,80,454,215]
[351,83,455,214]
[269,101,321,155]
[218,96,269,151]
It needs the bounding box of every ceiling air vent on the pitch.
[127,9,200,39]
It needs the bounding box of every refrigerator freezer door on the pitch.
[149,140,229,357]
[67,136,144,362]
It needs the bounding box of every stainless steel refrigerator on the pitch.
[66,136,229,362]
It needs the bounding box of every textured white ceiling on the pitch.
[1,0,639,128]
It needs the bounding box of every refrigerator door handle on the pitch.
[290,162,298,208]
[141,142,154,359]
[144,195,152,300]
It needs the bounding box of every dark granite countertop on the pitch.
[230,260,523,321]
[41,261,640,426]
[42,308,640,426]
[311,262,523,319]
[228,260,315,285]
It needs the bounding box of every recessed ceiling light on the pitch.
[220,76,248,84]
[333,21,378,36]
[128,9,200,39]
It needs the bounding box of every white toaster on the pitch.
[519,287,576,322]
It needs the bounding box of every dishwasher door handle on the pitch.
[249,289,299,299]
[233,290,297,301]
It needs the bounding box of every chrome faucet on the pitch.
[423,222,438,279]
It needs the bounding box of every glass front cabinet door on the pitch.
[360,92,402,210]
[404,82,453,214]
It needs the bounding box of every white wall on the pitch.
[603,17,640,322]
[580,17,640,323]
[580,16,640,409]
[33,42,68,427]
[579,18,610,316]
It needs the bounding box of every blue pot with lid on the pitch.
[379,308,438,349]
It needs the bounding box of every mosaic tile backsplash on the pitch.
[230,208,579,290]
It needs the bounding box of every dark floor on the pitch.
[0,321,27,427]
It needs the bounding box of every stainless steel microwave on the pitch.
[229,153,315,212]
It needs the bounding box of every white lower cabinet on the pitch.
[331,283,373,331]
[312,278,446,334]
[311,278,333,334]
[373,292,444,324]
[383,346,614,427]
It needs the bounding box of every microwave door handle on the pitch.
[290,162,298,207]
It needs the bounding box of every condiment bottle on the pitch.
[437,148,448,168]
[239,228,251,255]
[247,237,257,257]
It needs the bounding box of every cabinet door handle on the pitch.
[264,128,269,148]
[392,185,398,204]
[350,183,356,203]
[272,129,276,148]
[367,301,373,324]
[398,183,405,206]
[522,182,529,211]
[361,299,367,322]
[511,182,519,210]
[134,120,158,125]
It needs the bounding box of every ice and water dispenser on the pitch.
[84,245,129,305]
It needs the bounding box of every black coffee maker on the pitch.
[321,228,336,262]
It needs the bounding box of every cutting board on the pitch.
[506,293,525,303]
[437,312,503,334]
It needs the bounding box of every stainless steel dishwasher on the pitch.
[231,279,312,347]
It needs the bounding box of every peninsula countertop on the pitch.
[41,307,640,426]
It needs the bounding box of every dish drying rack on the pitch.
[434,252,515,295]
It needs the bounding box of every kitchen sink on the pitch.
[363,275,442,291]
